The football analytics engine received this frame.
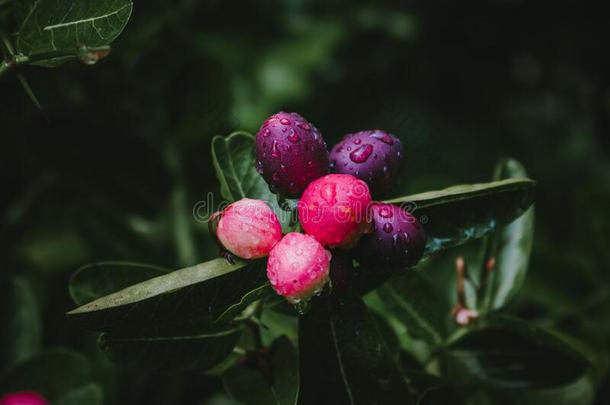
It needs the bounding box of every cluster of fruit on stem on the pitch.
[212,112,426,305]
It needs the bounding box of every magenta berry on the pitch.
[358,203,426,269]
[215,198,282,259]
[0,392,49,405]
[266,232,332,303]
[297,174,372,249]
[330,129,403,196]
[255,112,329,197]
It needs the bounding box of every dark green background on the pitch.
[1,1,609,404]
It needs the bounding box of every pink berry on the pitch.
[266,232,332,303]
[297,174,372,249]
[0,392,49,405]
[216,198,283,259]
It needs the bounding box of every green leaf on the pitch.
[67,258,271,332]
[69,261,168,306]
[99,325,242,373]
[55,383,103,405]
[386,178,535,256]
[480,159,535,311]
[442,316,590,390]
[211,131,291,230]
[405,371,464,405]
[223,336,299,405]
[0,348,101,405]
[0,276,41,374]
[299,294,413,405]
[14,0,133,63]
[374,271,448,347]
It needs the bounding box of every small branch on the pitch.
[0,59,10,76]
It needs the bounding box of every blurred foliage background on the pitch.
[1,0,609,404]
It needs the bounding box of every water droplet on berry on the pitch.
[288,129,300,143]
[370,131,394,145]
[379,206,393,218]
[383,223,393,233]
[263,128,271,137]
[280,118,291,125]
[382,165,389,173]
[354,138,362,145]
[349,144,373,163]
[255,161,264,174]
[297,122,311,131]
[320,182,337,204]
[271,141,281,158]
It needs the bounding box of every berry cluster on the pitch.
[213,112,426,304]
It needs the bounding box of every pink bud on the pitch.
[297,174,372,248]
[266,232,332,303]
[216,198,283,259]
[0,391,49,405]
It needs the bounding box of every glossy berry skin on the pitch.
[267,232,332,303]
[0,392,49,405]
[216,198,282,259]
[255,112,329,197]
[358,203,426,269]
[329,129,403,196]
[298,174,372,249]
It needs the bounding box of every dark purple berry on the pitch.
[329,129,403,196]
[358,203,426,270]
[255,112,329,197]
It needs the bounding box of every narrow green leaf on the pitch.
[386,178,535,256]
[67,258,270,332]
[211,131,291,230]
[442,316,590,390]
[375,271,447,346]
[480,159,535,311]
[0,348,100,403]
[99,325,242,373]
[69,261,169,306]
[0,276,41,373]
[223,336,299,405]
[14,0,133,63]
[299,294,413,405]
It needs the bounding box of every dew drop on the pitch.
[271,140,281,158]
[379,206,393,218]
[383,165,389,173]
[288,129,300,143]
[255,161,264,174]
[263,128,271,137]
[297,122,311,131]
[370,131,394,145]
[383,223,394,233]
[354,138,362,145]
[280,118,291,125]
[349,144,374,163]
[320,182,337,204]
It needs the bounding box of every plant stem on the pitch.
[0,59,10,76]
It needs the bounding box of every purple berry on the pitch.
[329,130,403,196]
[358,203,426,270]
[256,112,329,197]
